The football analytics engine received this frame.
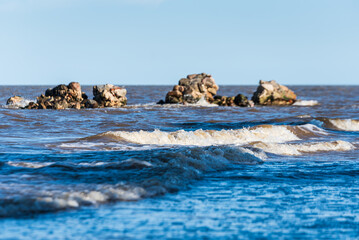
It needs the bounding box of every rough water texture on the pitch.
[0,85,358,239]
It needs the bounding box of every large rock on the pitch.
[32,82,87,109]
[24,82,88,109]
[252,80,296,105]
[93,84,127,107]
[164,73,219,104]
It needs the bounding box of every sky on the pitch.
[0,0,358,85]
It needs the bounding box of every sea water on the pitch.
[0,85,358,239]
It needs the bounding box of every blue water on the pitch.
[0,85,358,239]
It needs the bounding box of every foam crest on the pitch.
[0,185,146,217]
[293,100,319,106]
[107,126,300,146]
[326,119,359,131]
[288,124,329,138]
[252,140,355,156]
[7,161,52,169]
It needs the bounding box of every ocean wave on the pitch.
[319,118,359,132]
[251,140,355,156]
[105,126,300,147]
[293,100,319,106]
[0,146,264,217]
[55,124,330,152]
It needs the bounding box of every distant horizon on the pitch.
[1,83,358,87]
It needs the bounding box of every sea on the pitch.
[0,85,358,239]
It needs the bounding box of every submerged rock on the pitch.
[252,80,296,105]
[212,94,254,107]
[93,84,127,107]
[164,73,219,104]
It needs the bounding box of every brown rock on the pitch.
[6,96,25,105]
[164,73,219,104]
[93,84,127,108]
[252,80,297,105]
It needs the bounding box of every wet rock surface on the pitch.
[93,84,127,107]
[213,94,254,107]
[6,96,25,105]
[252,80,297,105]
[25,82,87,109]
[165,73,219,104]
[12,82,127,109]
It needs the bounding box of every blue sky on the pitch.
[0,0,358,85]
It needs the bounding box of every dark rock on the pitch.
[83,99,99,108]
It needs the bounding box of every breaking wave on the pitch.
[293,100,319,106]
[0,146,264,217]
[319,118,359,132]
[251,140,355,156]
[105,125,301,146]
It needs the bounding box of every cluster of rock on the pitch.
[251,80,296,105]
[6,82,127,110]
[93,84,127,107]
[6,76,298,109]
[212,94,254,107]
[161,73,296,107]
[164,73,219,104]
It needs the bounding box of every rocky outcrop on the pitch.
[26,82,87,109]
[93,84,127,107]
[212,94,254,107]
[252,80,296,105]
[22,82,127,109]
[165,73,219,104]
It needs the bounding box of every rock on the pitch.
[211,93,253,107]
[164,73,219,104]
[157,100,165,105]
[20,82,127,110]
[83,99,99,108]
[93,84,127,107]
[252,80,297,105]
[25,82,85,109]
[6,96,25,105]
[234,94,250,107]
[25,102,39,109]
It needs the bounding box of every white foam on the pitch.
[0,185,146,217]
[297,124,329,136]
[328,119,359,131]
[7,161,52,168]
[108,126,300,146]
[4,98,34,109]
[191,96,218,107]
[293,100,319,106]
[252,140,355,156]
